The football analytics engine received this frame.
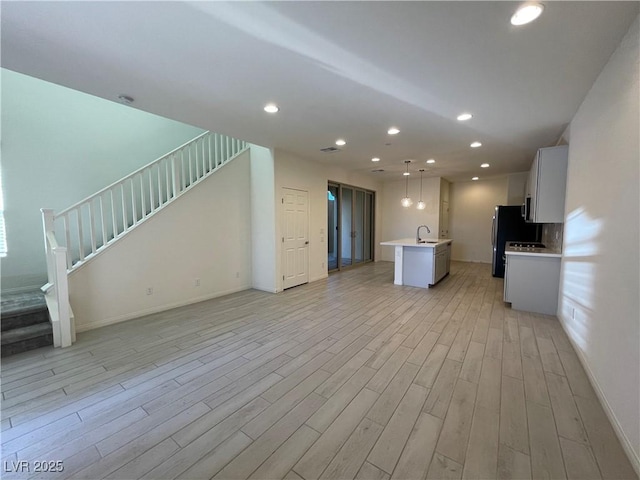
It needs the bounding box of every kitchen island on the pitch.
[380,238,452,288]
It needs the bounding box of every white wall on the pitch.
[559,16,639,469]
[449,177,508,263]
[380,176,441,261]
[274,150,382,291]
[506,171,528,205]
[68,151,252,331]
[1,69,205,291]
[250,145,277,293]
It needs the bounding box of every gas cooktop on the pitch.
[509,242,546,248]
[506,242,548,253]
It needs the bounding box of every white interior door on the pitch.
[282,188,309,289]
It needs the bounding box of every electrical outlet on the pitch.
[322,262,325,269]
[194,278,200,287]
[236,272,240,278]
[146,287,153,295]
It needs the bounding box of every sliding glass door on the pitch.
[327,185,339,271]
[328,182,374,272]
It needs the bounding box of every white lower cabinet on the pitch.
[434,250,447,284]
[402,242,451,288]
[504,253,561,315]
[445,242,451,276]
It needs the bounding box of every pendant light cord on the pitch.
[405,161,410,196]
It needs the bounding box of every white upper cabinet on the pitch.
[525,145,569,223]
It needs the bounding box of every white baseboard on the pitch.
[557,313,640,476]
[309,273,329,283]
[75,285,251,332]
[251,283,278,293]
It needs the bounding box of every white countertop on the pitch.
[505,247,561,258]
[380,238,452,248]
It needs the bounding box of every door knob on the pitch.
[305,241,309,245]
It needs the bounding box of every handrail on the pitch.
[56,130,210,218]
[46,230,59,249]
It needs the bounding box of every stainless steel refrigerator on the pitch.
[491,205,540,277]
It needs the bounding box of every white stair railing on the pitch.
[41,131,248,346]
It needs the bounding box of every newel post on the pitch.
[53,245,72,348]
[41,209,56,284]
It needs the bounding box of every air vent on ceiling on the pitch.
[371,169,385,173]
[320,147,340,153]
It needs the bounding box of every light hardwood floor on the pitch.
[1,261,637,480]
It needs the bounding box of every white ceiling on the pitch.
[2,1,637,182]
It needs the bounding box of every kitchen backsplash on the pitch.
[542,223,564,252]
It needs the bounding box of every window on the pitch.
[0,166,7,257]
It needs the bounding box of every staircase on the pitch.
[1,291,53,356]
[40,131,248,349]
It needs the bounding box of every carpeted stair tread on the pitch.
[1,309,49,332]
[1,291,47,317]
[1,291,49,332]
[1,291,54,355]
[1,322,53,345]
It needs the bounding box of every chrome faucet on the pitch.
[417,225,431,243]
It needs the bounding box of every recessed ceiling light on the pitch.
[481,163,490,168]
[388,127,400,135]
[457,113,473,121]
[511,3,544,26]
[264,103,279,113]
[335,139,346,146]
[472,177,479,181]
[470,141,482,148]
[426,159,436,164]
[371,157,380,162]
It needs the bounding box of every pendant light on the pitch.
[401,160,412,207]
[417,169,426,210]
